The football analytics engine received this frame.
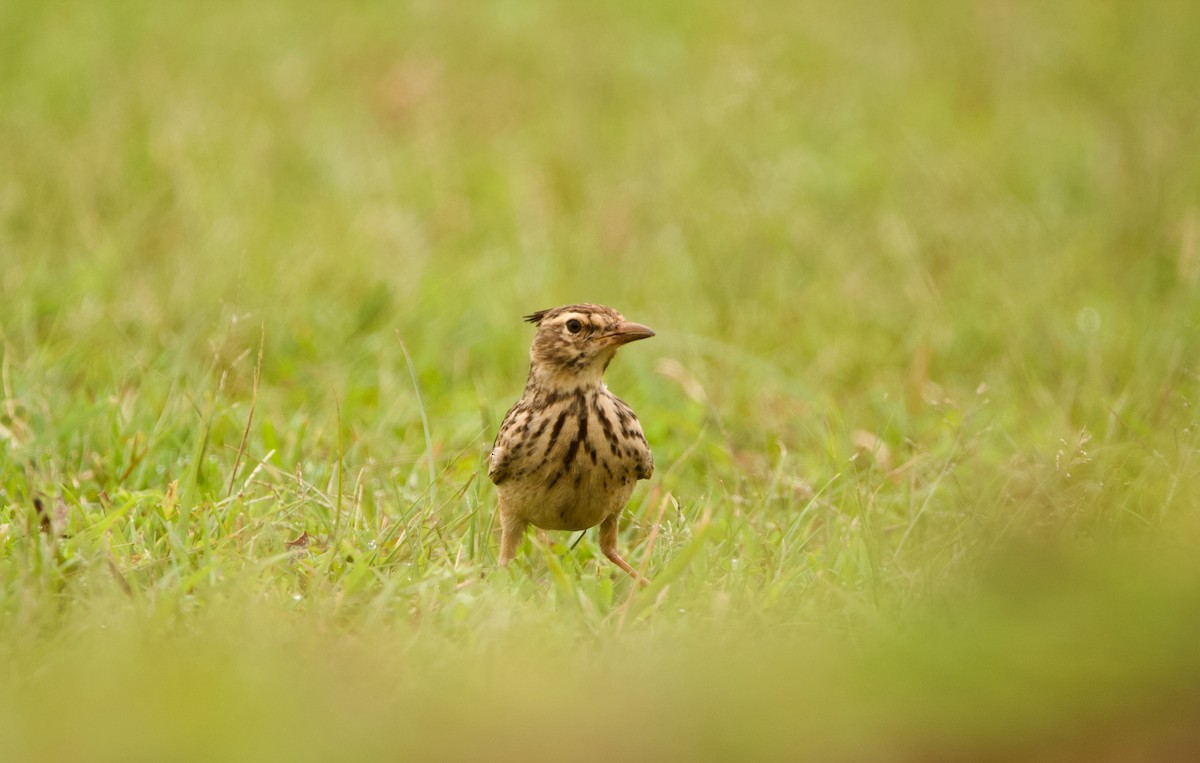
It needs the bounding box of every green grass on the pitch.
[3,1,1200,760]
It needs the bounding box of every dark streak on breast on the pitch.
[562,406,588,467]
[613,403,632,426]
[544,408,570,456]
[594,395,619,453]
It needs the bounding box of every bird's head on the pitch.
[523,304,654,387]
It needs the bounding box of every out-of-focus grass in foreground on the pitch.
[2,1,1199,760]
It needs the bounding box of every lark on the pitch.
[489,304,655,583]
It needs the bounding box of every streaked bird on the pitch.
[489,304,655,583]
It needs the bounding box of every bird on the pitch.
[488,303,656,584]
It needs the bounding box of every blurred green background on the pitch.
[2,1,1199,760]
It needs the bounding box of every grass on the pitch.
[2,0,1200,760]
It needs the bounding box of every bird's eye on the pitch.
[566,319,583,334]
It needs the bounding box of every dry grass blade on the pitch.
[227,326,265,498]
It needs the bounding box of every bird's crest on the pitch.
[523,304,615,326]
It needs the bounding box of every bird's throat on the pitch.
[524,361,607,396]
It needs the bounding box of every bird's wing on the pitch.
[611,396,654,481]
[487,445,509,485]
[487,402,525,485]
[632,423,654,481]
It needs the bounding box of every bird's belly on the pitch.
[499,467,636,531]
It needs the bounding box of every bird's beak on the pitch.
[603,321,656,346]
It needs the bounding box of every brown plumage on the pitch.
[489,304,655,583]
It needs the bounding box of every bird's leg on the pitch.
[599,514,649,586]
[498,515,528,567]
